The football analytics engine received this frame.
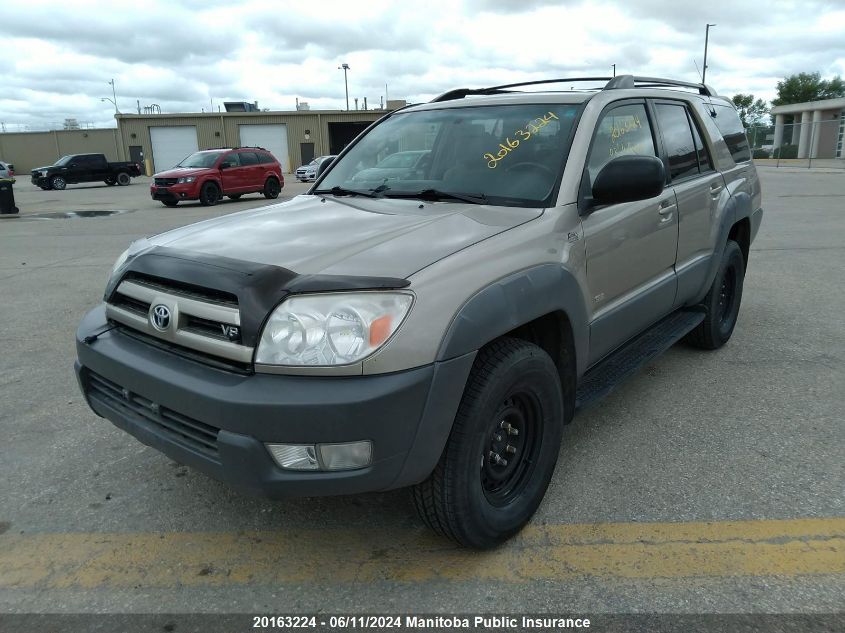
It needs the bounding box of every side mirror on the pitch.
[591,155,665,205]
[316,157,335,178]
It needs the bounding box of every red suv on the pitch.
[151,147,284,207]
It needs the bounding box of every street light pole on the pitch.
[611,64,616,77]
[702,24,716,84]
[338,64,350,111]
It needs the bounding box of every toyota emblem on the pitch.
[150,304,172,331]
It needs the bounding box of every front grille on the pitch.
[86,370,220,460]
[105,276,252,368]
[155,177,178,186]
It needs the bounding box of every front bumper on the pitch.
[151,182,200,202]
[31,175,49,187]
[75,306,474,497]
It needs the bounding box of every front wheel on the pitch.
[686,239,745,350]
[50,176,66,190]
[263,177,281,199]
[116,172,131,186]
[199,181,220,206]
[412,338,564,549]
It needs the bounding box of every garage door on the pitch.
[239,124,290,172]
[150,126,198,173]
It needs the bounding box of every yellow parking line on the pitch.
[1,517,842,588]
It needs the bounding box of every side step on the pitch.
[575,310,705,411]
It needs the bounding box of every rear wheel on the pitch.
[686,239,745,350]
[263,177,281,199]
[199,181,220,206]
[227,194,242,200]
[50,176,66,190]
[412,338,564,549]
[116,172,131,186]
[161,200,178,207]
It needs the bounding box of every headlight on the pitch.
[177,176,196,183]
[256,292,413,366]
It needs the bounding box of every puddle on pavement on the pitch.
[0,210,133,220]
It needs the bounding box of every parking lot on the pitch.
[0,167,842,614]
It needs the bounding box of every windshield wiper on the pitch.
[383,189,488,204]
[313,185,381,199]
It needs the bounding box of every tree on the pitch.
[731,94,770,127]
[772,72,845,106]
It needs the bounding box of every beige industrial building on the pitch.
[0,105,405,174]
[771,97,845,159]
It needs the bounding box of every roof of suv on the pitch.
[405,74,735,113]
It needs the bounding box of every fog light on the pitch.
[266,444,318,470]
[318,441,372,471]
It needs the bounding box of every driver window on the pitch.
[587,104,656,184]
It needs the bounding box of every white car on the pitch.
[0,161,14,179]
[295,155,335,182]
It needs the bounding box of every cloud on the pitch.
[1,0,844,130]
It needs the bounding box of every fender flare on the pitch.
[694,191,751,304]
[436,264,589,376]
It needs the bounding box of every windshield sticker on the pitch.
[483,112,559,168]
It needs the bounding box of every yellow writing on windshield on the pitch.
[483,112,559,169]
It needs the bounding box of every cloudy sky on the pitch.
[2,0,844,131]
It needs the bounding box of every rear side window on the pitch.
[712,104,751,163]
[239,152,259,166]
[689,115,713,172]
[655,104,699,181]
[258,152,274,164]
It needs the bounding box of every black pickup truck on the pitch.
[31,154,142,190]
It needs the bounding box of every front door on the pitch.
[581,101,679,364]
[219,152,244,192]
[300,142,315,166]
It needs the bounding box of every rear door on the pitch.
[237,151,263,191]
[581,100,680,364]
[651,100,725,305]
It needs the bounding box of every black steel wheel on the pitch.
[686,239,745,350]
[412,337,565,549]
[116,172,131,186]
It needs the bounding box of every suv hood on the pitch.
[154,166,212,178]
[148,194,542,278]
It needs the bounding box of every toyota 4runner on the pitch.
[75,76,763,548]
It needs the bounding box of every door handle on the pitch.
[658,201,676,214]
[710,183,723,195]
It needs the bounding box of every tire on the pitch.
[199,181,220,206]
[263,177,281,199]
[686,239,745,350]
[116,172,131,186]
[162,200,178,207]
[105,178,116,186]
[227,194,242,200]
[412,337,564,549]
[50,175,66,190]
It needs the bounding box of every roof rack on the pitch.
[430,75,716,103]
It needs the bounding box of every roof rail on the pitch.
[429,75,716,103]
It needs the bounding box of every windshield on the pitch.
[176,151,225,168]
[53,155,72,166]
[317,104,581,207]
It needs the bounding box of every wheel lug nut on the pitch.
[494,433,502,441]
[507,426,519,436]
[506,445,516,454]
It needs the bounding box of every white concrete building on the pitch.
[771,97,845,159]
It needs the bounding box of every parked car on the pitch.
[31,154,142,190]
[151,147,283,207]
[295,155,336,182]
[351,150,430,183]
[0,161,14,179]
[76,75,762,548]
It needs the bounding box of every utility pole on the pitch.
[339,63,350,110]
[612,64,616,77]
[702,24,716,84]
[108,79,120,113]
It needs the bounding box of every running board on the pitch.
[575,310,705,411]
